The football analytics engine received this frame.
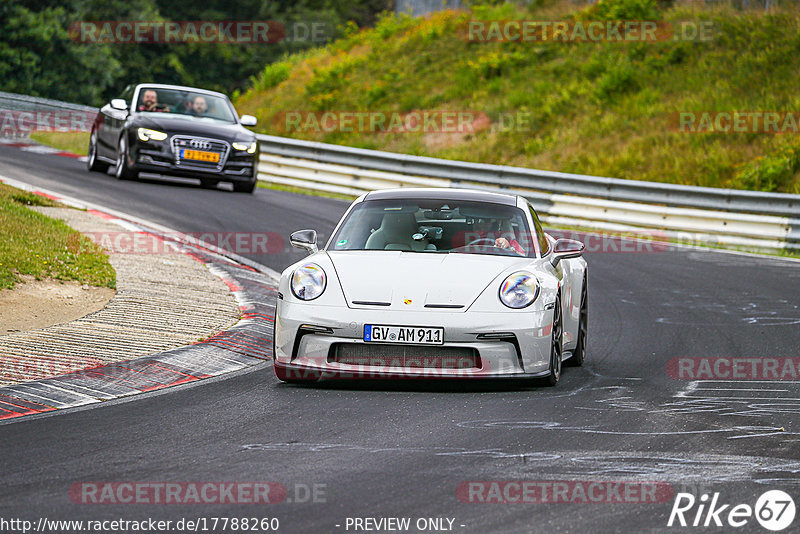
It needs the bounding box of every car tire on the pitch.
[565,276,587,367]
[233,179,256,194]
[87,130,110,173]
[115,135,137,180]
[542,295,563,387]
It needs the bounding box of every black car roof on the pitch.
[364,188,517,206]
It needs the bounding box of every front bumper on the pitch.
[274,300,555,380]
[131,138,256,182]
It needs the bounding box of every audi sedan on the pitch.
[273,188,588,385]
[87,84,259,193]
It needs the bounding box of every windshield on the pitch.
[329,199,536,258]
[135,87,236,124]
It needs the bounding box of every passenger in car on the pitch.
[187,95,208,117]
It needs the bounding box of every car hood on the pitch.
[327,251,531,311]
[133,114,252,141]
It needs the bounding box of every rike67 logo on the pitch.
[668,490,796,531]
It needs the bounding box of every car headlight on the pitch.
[232,141,257,153]
[137,128,168,142]
[498,272,539,309]
[291,263,326,301]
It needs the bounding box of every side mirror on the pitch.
[240,115,258,127]
[290,229,318,254]
[110,99,128,111]
[550,238,584,267]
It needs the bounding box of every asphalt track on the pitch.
[1,144,799,533]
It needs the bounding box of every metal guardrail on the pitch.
[256,134,800,252]
[0,91,96,113]
[0,91,98,138]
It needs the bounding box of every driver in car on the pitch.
[137,89,170,112]
[471,219,525,255]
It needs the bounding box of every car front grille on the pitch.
[170,136,230,171]
[328,343,480,369]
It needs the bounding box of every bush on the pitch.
[594,56,640,101]
[734,140,800,193]
[252,62,292,92]
[586,0,661,20]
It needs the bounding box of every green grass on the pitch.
[237,0,800,194]
[29,131,89,156]
[0,184,115,290]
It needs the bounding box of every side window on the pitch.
[527,202,550,256]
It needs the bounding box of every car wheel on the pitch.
[233,179,256,194]
[87,130,110,173]
[565,276,587,367]
[115,135,137,180]
[542,295,563,387]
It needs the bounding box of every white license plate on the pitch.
[364,325,443,345]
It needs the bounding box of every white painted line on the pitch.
[0,386,83,407]
[109,218,141,231]
[693,388,791,392]
[728,432,794,440]
[37,381,105,401]
[683,395,800,401]
[685,379,800,384]
[19,145,59,154]
[47,380,121,398]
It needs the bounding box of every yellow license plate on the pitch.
[181,149,219,162]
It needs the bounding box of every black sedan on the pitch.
[87,84,260,193]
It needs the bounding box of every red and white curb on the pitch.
[0,175,279,422]
[0,137,88,161]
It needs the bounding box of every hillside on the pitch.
[236,0,800,193]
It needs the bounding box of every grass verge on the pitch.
[29,132,89,156]
[0,183,115,290]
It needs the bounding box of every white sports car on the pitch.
[273,188,588,385]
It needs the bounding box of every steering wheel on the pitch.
[466,237,498,247]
